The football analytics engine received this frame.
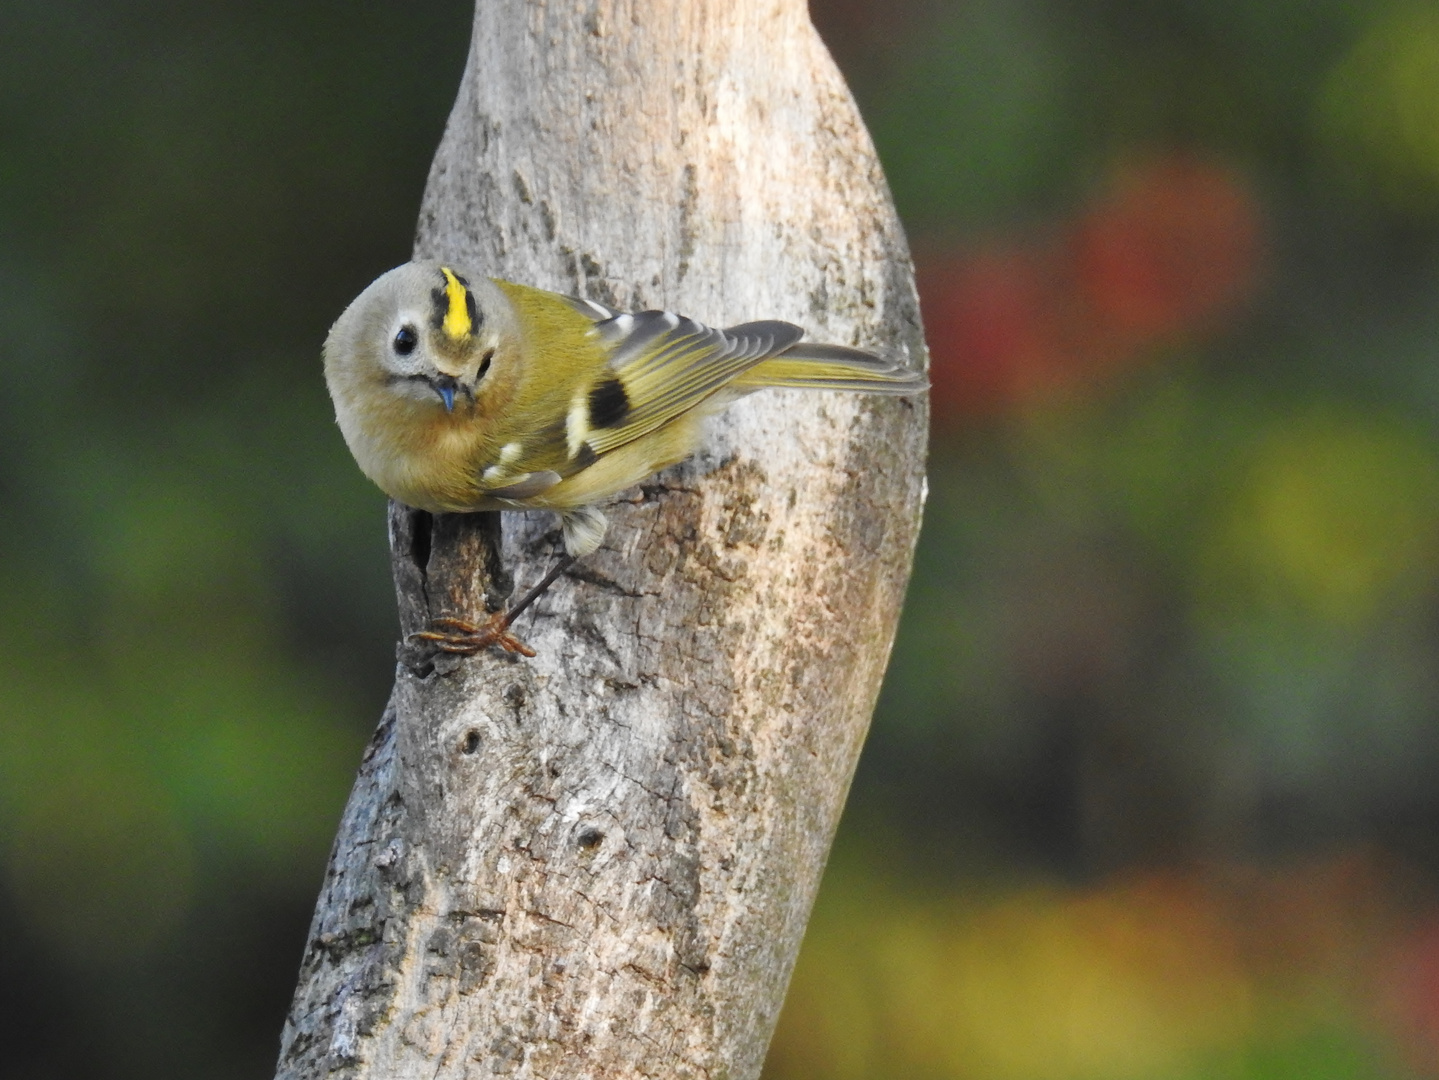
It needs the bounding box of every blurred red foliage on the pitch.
[920,153,1263,423]
[1380,914,1439,1073]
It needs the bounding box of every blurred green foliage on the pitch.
[7,0,1439,1077]
[0,0,469,1075]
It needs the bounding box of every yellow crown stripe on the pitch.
[439,266,473,339]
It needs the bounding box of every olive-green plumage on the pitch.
[323,261,925,556]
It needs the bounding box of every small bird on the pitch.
[324,261,925,655]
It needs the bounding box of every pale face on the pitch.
[361,263,504,414]
[322,261,525,505]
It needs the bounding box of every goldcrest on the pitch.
[323,261,925,558]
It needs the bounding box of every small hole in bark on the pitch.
[461,730,481,754]
[411,509,433,569]
[576,828,604,850]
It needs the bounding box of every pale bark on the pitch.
[275,1,927,1077]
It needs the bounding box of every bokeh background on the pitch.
[4,0,1439,1076]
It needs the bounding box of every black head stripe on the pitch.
[465,288,480,331]
[588,377,630,429]
[429,285,447,331]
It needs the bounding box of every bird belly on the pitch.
[350,418,494,514]
[487,414,705,511]
[353,407,704,515]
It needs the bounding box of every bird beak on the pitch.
[431,375,459,412]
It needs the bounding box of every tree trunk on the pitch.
[275,1,927,1077]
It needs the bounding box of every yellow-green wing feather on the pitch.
[731,342,928,394]
[580,313,804,456]
[512,287,925,482]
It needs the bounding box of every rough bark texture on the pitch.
[276,1,927,1077]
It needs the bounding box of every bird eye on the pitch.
[393,325,418,356]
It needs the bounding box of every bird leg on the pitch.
[409,553,577,658]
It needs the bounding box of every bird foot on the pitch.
[409,613,537,658]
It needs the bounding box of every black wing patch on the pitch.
[588,377,630,429]
[579,311,808,457]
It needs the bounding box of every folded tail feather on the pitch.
[729,342,926,394]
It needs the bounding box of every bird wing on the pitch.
[559,294,625,321]
[575,310,804,457]
[484,471,564,499]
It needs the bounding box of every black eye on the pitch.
[393,325,418,356]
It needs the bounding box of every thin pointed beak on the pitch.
[431,375,458,412]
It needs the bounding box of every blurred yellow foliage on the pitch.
[766,851,1423,1080]
[1318,7,1439,213]
[766,870,1252,1080]
[1196,410,1439,627]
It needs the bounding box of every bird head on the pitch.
[324,261,514,418]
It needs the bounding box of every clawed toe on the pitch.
[407,552,575,662]
[408,611,536,658]
[427,616,482,633]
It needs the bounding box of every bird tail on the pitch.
[728,342,927,395]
